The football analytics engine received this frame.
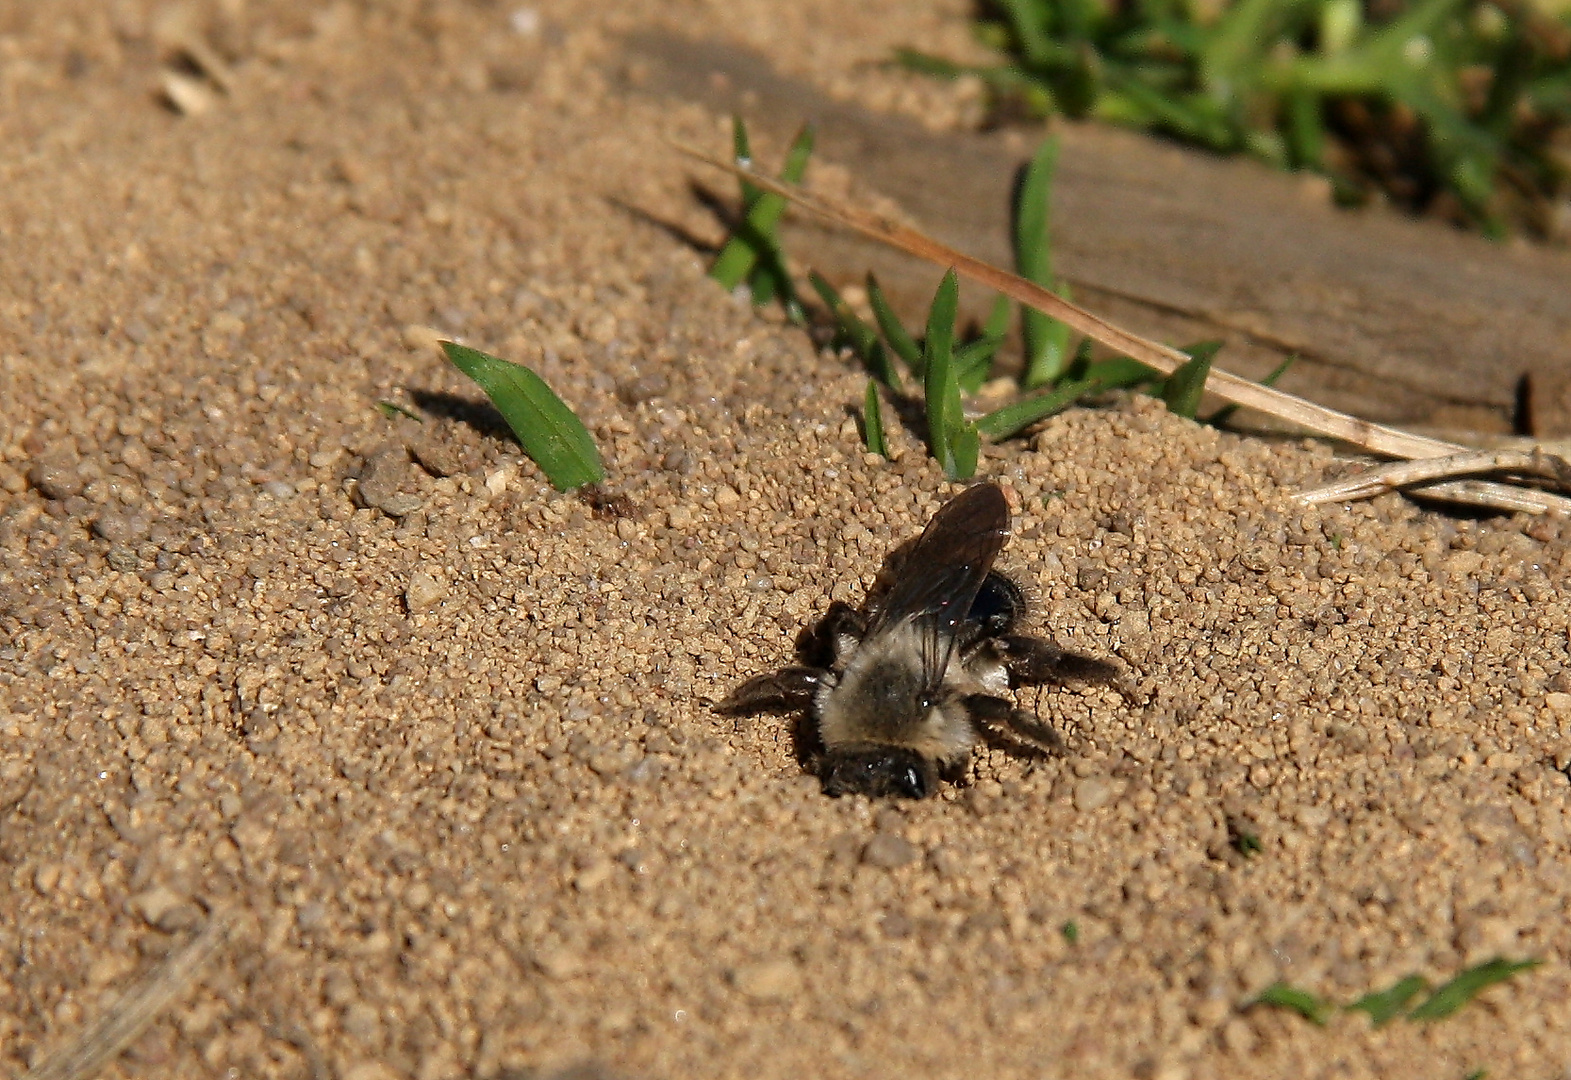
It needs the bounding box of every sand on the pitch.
[3,2,1571,1079]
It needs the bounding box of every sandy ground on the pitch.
[3,3,1571,1079]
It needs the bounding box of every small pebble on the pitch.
[405,571,447,612]
[862,832,919,869]
[732,958,802,1002]
[1074,776,1114,812]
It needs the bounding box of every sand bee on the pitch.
[718,483,1120,798]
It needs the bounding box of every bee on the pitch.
[717,483,1121,799]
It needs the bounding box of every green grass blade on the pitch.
[948,425,980,480]
[922,270,977,479]
[976,376,1100,440]
[1408,958,1541,1022]
[1249,982,1333,1026]
[862,379,888,458]
[1347,975,1428,1027]
[956,335,1005,394]
[1081,355,1159,388]
[441,341,602,491]
[1161,340,1224,418]
[731,115,762,209]
[983,292,1012,341]
[1015,136,1074,388]
[893,48,967,78]
[868,272,925,376]
[1015,137,1056,286]
[376,400,422,422]
[709,123,816,293]
[810,272,900,387]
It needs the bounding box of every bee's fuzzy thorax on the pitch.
[815,623,980,765]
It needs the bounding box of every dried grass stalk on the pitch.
[24,916,228,1080]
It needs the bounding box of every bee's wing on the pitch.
[865,483,1011,694]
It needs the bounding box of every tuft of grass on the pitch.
[441,341,603,491]
[708,126,1302,481]
[899,0,1571,238]
[1251,957,1540,1029]
[1061,920,1080,944]
[709,118,815,321]
[862,379,889,457]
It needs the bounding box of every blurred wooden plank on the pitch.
[622,29,1571,437]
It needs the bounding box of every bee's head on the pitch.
[819,746,938,800]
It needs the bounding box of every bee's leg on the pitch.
[797,601,867,668]
[713,667,827,715]
[821,601,866,638]
[821,601,867,665]
[961,693,1065,756]
[998,634,1120,686]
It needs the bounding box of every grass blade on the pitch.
[983,292,1012,340]
[376,400,422,422]
[1249,982,1333,1026]
[1080,355,1158,388]
[1347,975,1428,1027]
[441,341,602,491]
[709,123,815,294]
[1161,340,1224,418]
[922,270,978,479]
[862,379,888,457]
[976,376,1100,441]
[810,272,900,387]
[731,116,762,209]
[868,272,924,376]
[1015,136,1073,388]
[1408,958,1541,1022]
[955,335,1004,394]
